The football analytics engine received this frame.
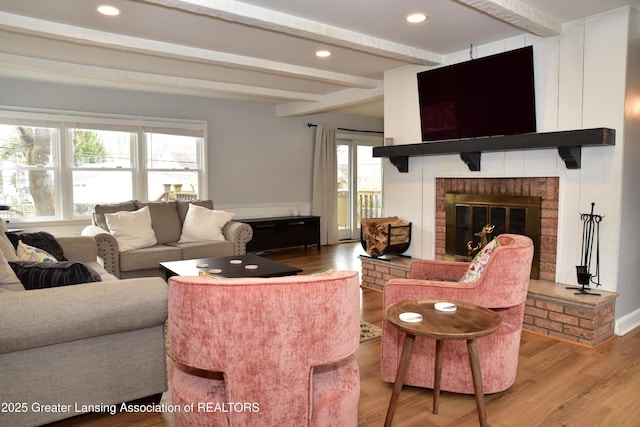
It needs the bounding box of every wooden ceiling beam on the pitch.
[142,0,443,66]
[457,0,562,37]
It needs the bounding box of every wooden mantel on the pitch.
[373,128,615,172]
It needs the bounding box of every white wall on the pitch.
[0,77,383,223]
[615,6,640,334]
[383,7,637,327]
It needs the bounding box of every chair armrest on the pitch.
[0,278,167,355]
[409,259,469,281]
[383,278,482,309]
[56,236,98,263]
[82,225,121,278]
[222,221,253,255]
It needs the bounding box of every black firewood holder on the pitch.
[360,222,411,259]
[568,202,602,296]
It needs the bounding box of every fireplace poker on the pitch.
[569,202,602,296]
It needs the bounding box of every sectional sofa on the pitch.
[0,221,168,426]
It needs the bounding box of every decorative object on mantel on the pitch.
[569,202,602,296]
[361,217,411,258]
[373,127,615,172]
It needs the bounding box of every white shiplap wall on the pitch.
[382,7,636,330]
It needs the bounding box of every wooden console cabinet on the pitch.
[244,215,321,252]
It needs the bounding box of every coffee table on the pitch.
[160,254,302,280]
[384,299,501,427]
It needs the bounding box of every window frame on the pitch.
[0,107,208,224]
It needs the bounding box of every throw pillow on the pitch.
[93,200,137,231]
[134,200,182,244]
[17,241,58,263]
[105,206,157,252]
[179,204,235,243]
[176,199,214,224]
[460,237,499,283]
[9,261,102,290]
[6,231,67,261]
[0,223,19,262]
[0,248,24,291]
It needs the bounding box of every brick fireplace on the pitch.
[360,175,619,347]
[435,177,559,282]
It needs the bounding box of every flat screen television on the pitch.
[417,46,536,142]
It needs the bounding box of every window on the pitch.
[70,127,135,216]
[145,132,200,201]
[0,123,58,218]
[0,109,207,223]
[337,137,383,240]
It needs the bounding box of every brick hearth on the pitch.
[360,256,618,348]
[525,280,617,347]
[360,255,412,291]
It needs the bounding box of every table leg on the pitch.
[433,339,444,414]
[467,339,488,427]
[384,333,416,427]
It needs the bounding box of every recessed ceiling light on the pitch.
[316,50,331,58]
[97,5,120,16]
[406,13,427,23]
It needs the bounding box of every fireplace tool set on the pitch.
[569,202,602,296]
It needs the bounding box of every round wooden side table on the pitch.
[384,299,502,427]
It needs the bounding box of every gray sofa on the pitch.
[81,199,253,278]
[0,223,168,427]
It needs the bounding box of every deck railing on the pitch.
[358,191,382,220]
[338,190,382,228]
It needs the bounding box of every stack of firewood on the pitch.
[361,216,410,257]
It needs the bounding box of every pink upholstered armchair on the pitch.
[168,270,361,426]
[381,234,534,394]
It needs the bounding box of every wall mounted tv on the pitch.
[417,46,536,142]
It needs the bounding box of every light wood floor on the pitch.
[52,243,640,426]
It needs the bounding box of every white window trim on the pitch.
[0,106,208,225]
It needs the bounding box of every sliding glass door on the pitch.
[337,138,383,241]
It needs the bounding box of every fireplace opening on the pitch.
[445,193,541,279]
[435,177,558,281]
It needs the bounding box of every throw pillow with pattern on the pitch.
[17,241,58,263]
[460,237,499,283]
[9,261,102,290]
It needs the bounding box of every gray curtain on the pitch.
[312,125,339,245]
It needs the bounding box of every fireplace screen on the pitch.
[445,193,541,278]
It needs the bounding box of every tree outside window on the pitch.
[0,111,205,222]
[0,126,108,219]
